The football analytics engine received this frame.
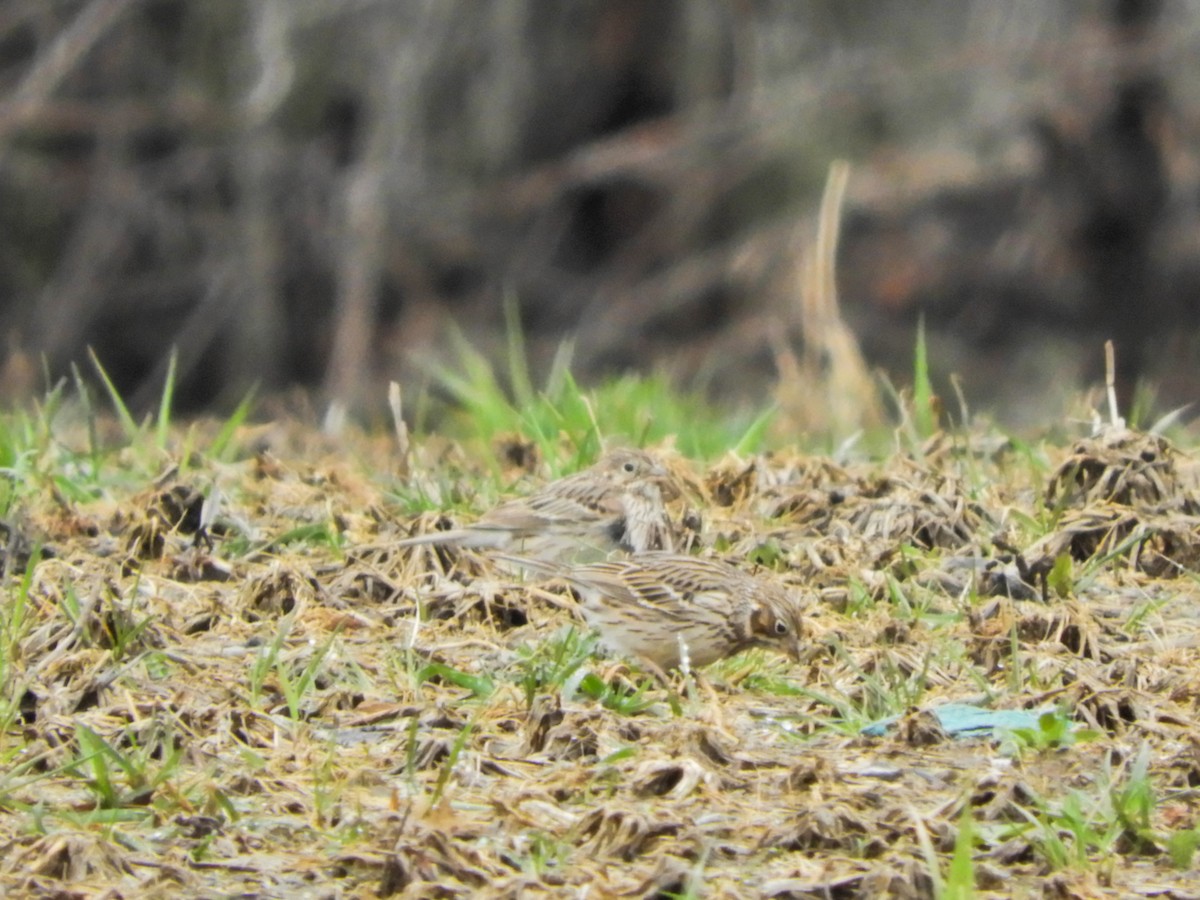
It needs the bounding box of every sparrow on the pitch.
[500,551,804,676]
[396,448,677,560]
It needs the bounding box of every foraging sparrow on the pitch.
[397,448,677,560]
[502,552,804,674]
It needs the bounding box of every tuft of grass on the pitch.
[576,671,657,716]
[999,708,1099,757]
[706,648,804,694]
[270,521,346,555]
[64,723,185,816]
[915,802,979,900]
[80,348,259,475]
[1014,744,1164,872]
[514,627,596,707]
[434,318,778,465]
[747,539,787,571]
[1167,828,1200,870]
[512,829,572,877]
[248,613,344,719]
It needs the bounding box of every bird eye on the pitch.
[773,620,789,635]
[622,461,637,473]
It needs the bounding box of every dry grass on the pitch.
[2,408,1200,898]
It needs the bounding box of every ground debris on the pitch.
[5,421,1200,898]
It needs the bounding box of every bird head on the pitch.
[598,448,680,499]
[749,590,805,661]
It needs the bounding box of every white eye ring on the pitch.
[773,621,788,635]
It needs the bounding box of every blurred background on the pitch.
[1,0,1199,430]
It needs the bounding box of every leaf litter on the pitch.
[2,419,1200,897]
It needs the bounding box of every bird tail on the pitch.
[394,529,469,548]
[490,552,564,579]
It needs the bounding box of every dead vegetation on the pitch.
[1,412,1200,898]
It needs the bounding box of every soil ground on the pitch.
[3,417,1200,898]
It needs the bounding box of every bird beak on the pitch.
[785,607,805,661]
[788,632,804,662]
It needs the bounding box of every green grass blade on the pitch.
[416,662,494,698]
[88,347,140,441]
[543,339,576,402]
[733,404,778,456]
[74,725,117,808]
[70,362,102,474]
[504,288,535,412]
[430,717,476,806]
[944,804,976,899]
[912,314,935,439]
[210,384,258,462]
[155,347,178,451]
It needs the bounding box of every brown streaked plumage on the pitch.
[396,448,677,560]
[618,477,676,554]
[501,551,805,674]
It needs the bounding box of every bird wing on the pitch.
[563,562,693,624]
[478,489,619,533]
[394,528,473,548]
[621,554,747,595]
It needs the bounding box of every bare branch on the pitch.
[0,0,140,143]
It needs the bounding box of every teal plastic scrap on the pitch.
[862,703,1048,738]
